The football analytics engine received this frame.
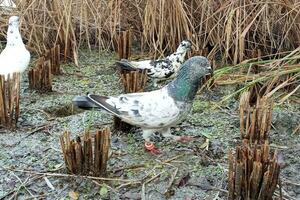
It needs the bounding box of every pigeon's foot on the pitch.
[175,136,194,143]
[144,142,161,154]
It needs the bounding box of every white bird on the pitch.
[115,40,192,86]
[0,16,30,79]
[73,56,212,154]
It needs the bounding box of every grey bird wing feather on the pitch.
[73,89,182,128]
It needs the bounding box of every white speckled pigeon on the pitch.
[0,16,30,78]
[73,56,212,154]
[115,40,192,86]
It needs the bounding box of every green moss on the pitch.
[192,100,211,113]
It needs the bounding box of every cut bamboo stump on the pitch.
[60,128,111,176]
[0,73,20,129]
[28,45,61,92]
[118,29,132,60]
[114,70,148,131]
[28,57,52,92]
[121,70,148,93]
[228,140,281,200]
[45,45,61,75]
[239,91,273,143]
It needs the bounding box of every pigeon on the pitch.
[73,56,212,154]
[115,40,192,86]
[0,16,30,79]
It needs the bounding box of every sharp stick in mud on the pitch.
[2,167,137,183]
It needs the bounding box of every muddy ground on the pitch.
[0,49,299,200]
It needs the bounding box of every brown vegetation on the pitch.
[0,0,299,64]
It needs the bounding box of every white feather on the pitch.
[0,16,30,79]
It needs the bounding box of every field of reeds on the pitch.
[0,0,298,92]
[0,0,299,199]
[0,0,299,60]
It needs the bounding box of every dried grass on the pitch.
[0,0,299,63]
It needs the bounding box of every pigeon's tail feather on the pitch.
[72,96,100,110]
[115,60,137,71]
[87,94,120,116]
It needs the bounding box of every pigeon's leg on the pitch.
[142,129,161,154]
[161,128,194,143]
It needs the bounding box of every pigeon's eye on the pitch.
[9,23,12,26]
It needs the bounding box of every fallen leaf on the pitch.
[69,191,79,200]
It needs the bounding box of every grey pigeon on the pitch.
[115,40,192,86]
[0,16,30,78]
[73,56,212,154]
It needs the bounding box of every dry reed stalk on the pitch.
[228,140,281,200]
[59,128,111,176]
[239,91,273,143]
[120,70,148,93]
[118,29,132,60]
[94,127,110,176]
[5,0,78,64]
[0,0,299,67]
[0,73,20,129]
[28,57,52,92]
[45,45,61,75]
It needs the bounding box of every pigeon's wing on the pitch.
[129,60,153,69]
[147,59,175,79]
[88,89,181,128]
[116,59,153,71]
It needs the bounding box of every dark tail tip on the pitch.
[72,96,99,110]
[115,60,136,71]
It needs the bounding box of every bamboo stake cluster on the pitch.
[121,70,148,93]
[0,73,20,129]
[28,45,61,92]
[28,57,52,92]
[118,29,132,60]
[239,91,273,143]
[228,140,281,200]
[45,45,61,75]
[60,128,111,176]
